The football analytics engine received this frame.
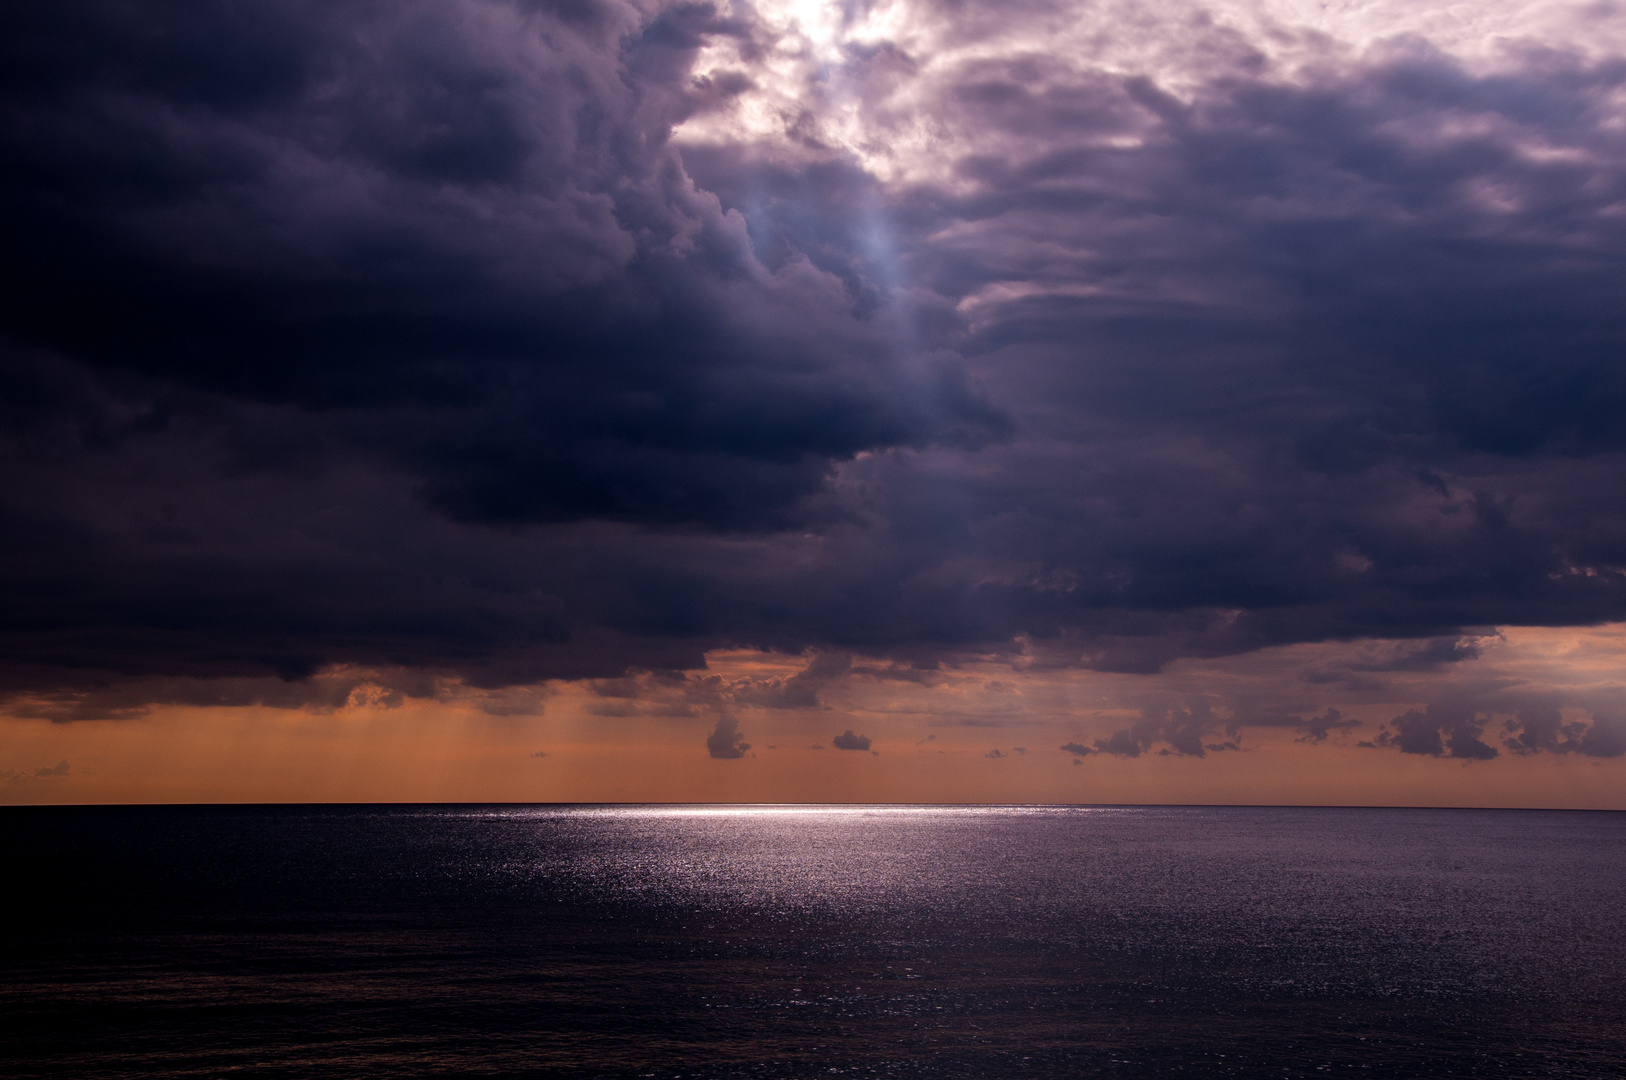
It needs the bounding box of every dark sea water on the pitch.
[4,805,1624,1079]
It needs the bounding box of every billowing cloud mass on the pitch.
[6,0,1626,776]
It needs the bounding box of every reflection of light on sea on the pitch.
[479,803,1135,820]
[472,804,1149,910]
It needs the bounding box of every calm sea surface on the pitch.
[3,805,1624,1078]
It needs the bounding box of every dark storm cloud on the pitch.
[0,0,1000,702]
[831,729,871,750]
[859,38,1626,668]
[0,0,999,531]
[6,1,1626,716]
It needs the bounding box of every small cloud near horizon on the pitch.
[706,718,750,760]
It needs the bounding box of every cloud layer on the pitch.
[6,0,1626,729]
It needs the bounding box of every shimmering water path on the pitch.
[4,805,1624,1077]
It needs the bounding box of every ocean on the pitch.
[4,805,1623,1078]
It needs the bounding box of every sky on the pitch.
[4,0,1626,806]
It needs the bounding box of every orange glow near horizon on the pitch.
[4,624,1625,809]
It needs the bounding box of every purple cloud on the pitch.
[4,0,1626,732]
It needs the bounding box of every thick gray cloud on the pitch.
[5,1,1626,717]
[831,729,871,750]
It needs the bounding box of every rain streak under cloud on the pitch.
[4,0,1626,798]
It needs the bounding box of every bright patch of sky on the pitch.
[676,0,1626,185]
